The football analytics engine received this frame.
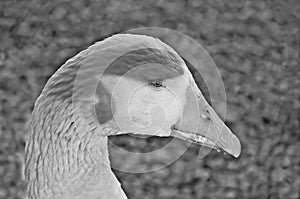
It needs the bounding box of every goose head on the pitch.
[25,33,241,199]
[94,34,241,157]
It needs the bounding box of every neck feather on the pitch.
[25,98,126,199]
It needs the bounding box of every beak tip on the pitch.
[232,138,241,158]
[221,132,241,158]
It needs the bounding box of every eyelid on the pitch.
[149,81,165,89]
[150,81,164,87]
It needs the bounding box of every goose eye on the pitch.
[150,81,164,88]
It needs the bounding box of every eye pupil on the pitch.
[154,82,161,87]
[151,81,163,87]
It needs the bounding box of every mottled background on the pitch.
[0,0,299,198]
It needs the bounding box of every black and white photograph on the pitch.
[0,0,299,199]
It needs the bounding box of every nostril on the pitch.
[200,114,211,121]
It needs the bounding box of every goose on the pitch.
[25,33,241,199]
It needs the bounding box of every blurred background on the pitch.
[0,0,299,198]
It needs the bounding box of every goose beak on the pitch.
[171,85,241,158]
